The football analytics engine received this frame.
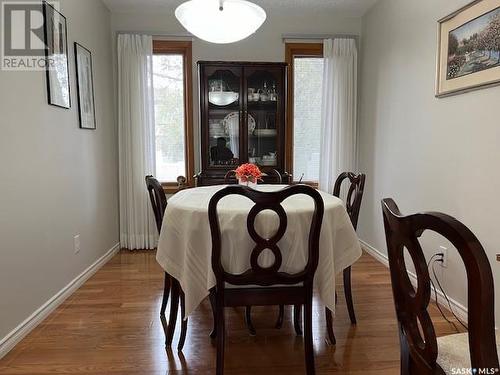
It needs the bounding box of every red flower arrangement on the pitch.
[234,163,262,183]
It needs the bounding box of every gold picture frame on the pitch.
[436,0,500,97]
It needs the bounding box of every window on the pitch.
[152,40,194,192]
[285,43,323,185]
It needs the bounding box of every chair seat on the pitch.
[437,332,500,374]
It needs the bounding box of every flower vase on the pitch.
[238,178,257,188]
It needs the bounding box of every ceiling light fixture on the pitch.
[175,0,267,44]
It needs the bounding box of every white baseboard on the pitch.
[0,243,120,359]
[360,240,469,324]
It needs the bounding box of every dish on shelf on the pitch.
[209,91,239,106]
[260,159,277,166]
[223,112,256,136]
[210,131,226,138]
[209,120,226,138]
[254,129,277,137]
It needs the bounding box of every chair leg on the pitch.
[166,279,180,348]
[209,288,217,339]
[304,301,315,375]
[343,266,356,324]
[216,295,225,375]
[177,291,188,351]
[325,307,336,345]
[245,306,256,336]
[399,332,411,375]
[294,304,303,336]
[160,272,171,316]
[275,304,285,329]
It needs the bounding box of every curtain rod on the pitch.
[117,31,358,42]
[281,33,359,42]
[116,30,193,39]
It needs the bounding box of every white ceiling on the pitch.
[102,0,379,17]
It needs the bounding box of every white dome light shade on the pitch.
[175,0,266,44]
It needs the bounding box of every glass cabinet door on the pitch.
[206,68,242,168]
[245,67,283,170]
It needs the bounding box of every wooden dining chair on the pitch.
[266,169,283,185]
[224,170,238,184]
[209,185,324,375]
[145,175,188,351]
[381,198,499,374]
[223,168,284,334]
[325,172,365,345]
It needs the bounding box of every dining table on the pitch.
[156,184,363,319]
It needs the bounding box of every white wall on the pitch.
[358,0,500,325]
[0,0,118,342]
[111,8,363,171]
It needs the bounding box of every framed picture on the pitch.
[43,1,71,108]
[436,0,500,97]
[74,43,96,130]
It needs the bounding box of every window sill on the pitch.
[162,185,180,195]
[161,180,190,195]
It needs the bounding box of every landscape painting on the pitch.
[437,0,500,97]
[447,6,500,80]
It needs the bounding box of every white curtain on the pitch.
[118,34,158,250]
[318,38,358,194]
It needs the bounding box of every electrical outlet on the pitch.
[74,235,81,254]
[438,246,448,268]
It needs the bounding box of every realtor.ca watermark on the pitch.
[1,1,59,71]
[451,368,500,375]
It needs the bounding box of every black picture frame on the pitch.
[42,1,71,109]
[74,42,96,130]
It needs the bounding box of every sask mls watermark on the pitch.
[1,1,59,70]
[451,368,500,375]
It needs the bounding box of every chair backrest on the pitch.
[333,172,365,230]
[261,168,283,184]
[208,185,324,288]
[381,198,498,374]
[224,170,237,184]
[145,175,167,234]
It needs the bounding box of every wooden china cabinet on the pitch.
[195,61,290,186]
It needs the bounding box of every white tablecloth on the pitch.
[156,185,362,317]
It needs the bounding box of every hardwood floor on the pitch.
[0,251,464,374]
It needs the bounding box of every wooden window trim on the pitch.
[285,43,323,188]
[153,40,194,195]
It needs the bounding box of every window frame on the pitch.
[152,40,194,194]
[285,43,324,187]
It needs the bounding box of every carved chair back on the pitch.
[208,185,324,289]
[145,175,168,234]
[333,172,365,230]
[381,198,498,374]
